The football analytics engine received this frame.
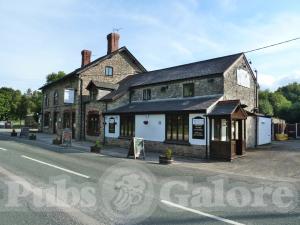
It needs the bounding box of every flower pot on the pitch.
[90,146,101,153]
[11,132,17,137]
[159,155,173,165]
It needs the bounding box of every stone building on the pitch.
[39,33,146,140]
[40,32,261,160]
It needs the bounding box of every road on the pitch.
[0,134,299,225]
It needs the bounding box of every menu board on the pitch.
[62,128,72,146]
[108,117,116,133]
[192,117,205,139]
[127,137,145,160]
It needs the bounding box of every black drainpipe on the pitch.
[41,92,44,132]
[255,70,258,147]
[79,78,83,141]
[205,115,209,159]
[103,102,108,145]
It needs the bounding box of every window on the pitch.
[143,89,151,101]
[53,91,59,105]
[44,94,49,107]
[87,113,100,136]
[166,114,189,142]
[183,83,194,97]
[44,112,50,127]
[105,66,113,76]
[120,114,135,137]
[90,89,98,101]
[212,119,229,141]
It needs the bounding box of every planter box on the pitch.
[11,132,17,137]
[29,135,36,140]
[52,139,62,145]
[159,155,174,165]
[90,146,101,153]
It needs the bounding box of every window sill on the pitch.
[164,140,191,146]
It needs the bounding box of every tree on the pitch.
[16,95,29,124]
[269,92,292,116]
[277,82,300,103]
[46,71,66,84]
[258,90,274,116]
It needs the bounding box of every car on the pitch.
[0,121,5,128]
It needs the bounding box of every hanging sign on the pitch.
[192,117,205,139]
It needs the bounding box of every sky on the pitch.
[1,0,300,92]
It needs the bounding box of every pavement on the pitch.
[0,129,299,225]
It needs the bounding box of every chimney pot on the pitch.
[81,50,92,67]
[107,32,120,54]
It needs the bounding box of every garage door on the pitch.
[258,117,272,145]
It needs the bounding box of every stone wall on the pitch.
[131,75,223,102]
[223,56,257,112]
[41,51,143,140]
[105,137,206,158]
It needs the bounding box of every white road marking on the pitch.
[161,200,246,225]
[0,147,7,151]
[21,155,90,179]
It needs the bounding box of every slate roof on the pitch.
[101,53,243,101]
[104,95,222,114]
[86,80,119,90]
[207,100,241,116]
[39,47,147,90]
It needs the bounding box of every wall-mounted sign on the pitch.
[64,89,75,104]
[109,117,116,133]
[192,117,205,139]
[237,69,250,88]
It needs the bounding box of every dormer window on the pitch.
[105,66,113,76]
[53,91,59,105]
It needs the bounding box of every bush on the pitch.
[165,148,172,160]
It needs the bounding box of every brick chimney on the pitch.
[107,32,120,54]
[81,50,92,67]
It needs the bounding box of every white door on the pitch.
[258,117,272,145]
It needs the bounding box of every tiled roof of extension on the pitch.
[207,100,242,116]
[101,53,243,101]
[104,95,222,114]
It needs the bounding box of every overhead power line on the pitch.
[244,37,300,53]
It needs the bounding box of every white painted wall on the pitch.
[258,116,271,145]
[189,114,207,145]
[135,114,165,141]
[104,115,120,138]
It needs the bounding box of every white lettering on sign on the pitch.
[237,69,250,88]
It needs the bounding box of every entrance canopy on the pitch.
[207,100,247,161]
